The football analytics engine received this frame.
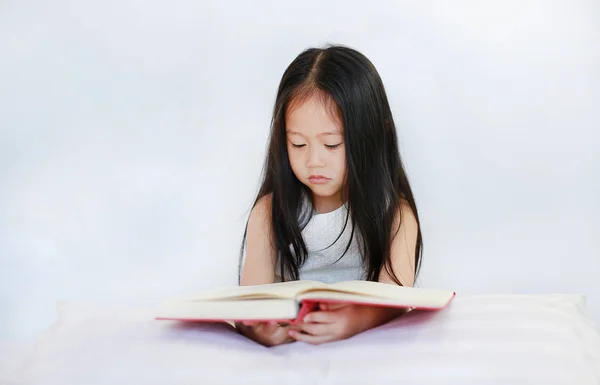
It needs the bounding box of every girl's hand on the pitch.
[289,302,406,345]
[235,320,298,347]
[288,303,367,345]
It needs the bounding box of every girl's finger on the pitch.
[303,311,336,324]
[296,321,332,336]
[288,329,333,345]
[323,302,349,311]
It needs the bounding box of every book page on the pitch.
[184,280,330,301]
[156,298,299,321]
[295,280,455,307]
[297,289,453,309]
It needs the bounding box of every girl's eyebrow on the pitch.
[286,130,342,136]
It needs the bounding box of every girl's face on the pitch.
[285,95,346,211]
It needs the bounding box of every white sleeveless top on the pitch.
[275,200,367,284]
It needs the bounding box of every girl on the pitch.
[236,44,422,347]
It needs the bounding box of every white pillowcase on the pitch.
[6,294,600,385]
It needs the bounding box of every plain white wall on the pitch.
[1,0,599,340]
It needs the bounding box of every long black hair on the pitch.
[239,44,422,286]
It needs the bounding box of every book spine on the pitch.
[293,300,319,324]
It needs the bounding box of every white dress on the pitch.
[275,200,367,284]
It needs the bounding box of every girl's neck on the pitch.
[311,194,345,214]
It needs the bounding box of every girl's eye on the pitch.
[325,143,342,149]
[291,143,306,148]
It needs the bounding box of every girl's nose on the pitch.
[306,147,325,167]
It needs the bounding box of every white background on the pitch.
[1,0,599,341]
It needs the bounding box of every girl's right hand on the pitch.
[235,321,297,347]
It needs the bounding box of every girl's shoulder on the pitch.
[248,193,273,229]
[392,199,418,232]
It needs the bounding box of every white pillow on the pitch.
[6,294,600,385]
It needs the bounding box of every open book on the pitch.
[156,280,456,324]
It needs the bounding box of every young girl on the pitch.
[235,44,422,347]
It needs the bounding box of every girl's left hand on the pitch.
[288,303,370,345]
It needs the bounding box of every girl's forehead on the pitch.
[286,95,343,135]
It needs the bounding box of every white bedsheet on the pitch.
[4,294,600,385]
[0,342,35,382]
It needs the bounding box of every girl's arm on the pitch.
[289,203,419,344]
[234,194,297,347]
[239,194,277,286]
[353,202,420,328]
[352,202,419,328]
[378,201,419,287]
